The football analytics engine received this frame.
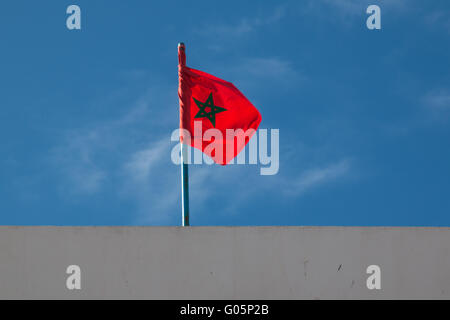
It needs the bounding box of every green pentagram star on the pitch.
[193,93,227,127]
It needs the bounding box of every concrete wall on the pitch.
[0,226,449,299]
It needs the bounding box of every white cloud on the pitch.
[237,57,299,79]
[121,138,179,224]
[124,140,168,183]
[218,56,303,93]
[69,169,107,195]
[48,84,176,197]
[300,0,410,25]
[179,155,354,216]
[424,90,450,111]
[284,159,352,196]
[322,0,408,12]
[424,11,450,34]
[195,5,286,37]
[50,129,107,195]
[319,0,362,16]
[47,68,354,224]
[51,118,354,223]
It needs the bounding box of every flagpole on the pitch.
[178,42,190,226]
[181,142,190,227]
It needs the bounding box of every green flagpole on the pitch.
[178,42,190,226]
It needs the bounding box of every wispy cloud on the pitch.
[47,65,354,224]
[234,57,299,80]
[216,56,304,95]
[121,138,179,224]
[424,11,450,34]
[195,5,286,38]
[299,0,410,25]
[320,0,409,13]
[381,87,450,137]
[49,129,108,195]
[319,0,363,17]
[179,156,354,216]
[284,158,352,196]
[424,89,450,111]
[421,89,450,123]
[124,141,168,183]
[48,84,176,197]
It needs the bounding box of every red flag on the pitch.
[178,43,262,165]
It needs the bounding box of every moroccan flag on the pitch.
[178,43,262,165]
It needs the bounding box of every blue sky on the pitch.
[0,0,449,226]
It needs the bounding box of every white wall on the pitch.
[0,226,449,299]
